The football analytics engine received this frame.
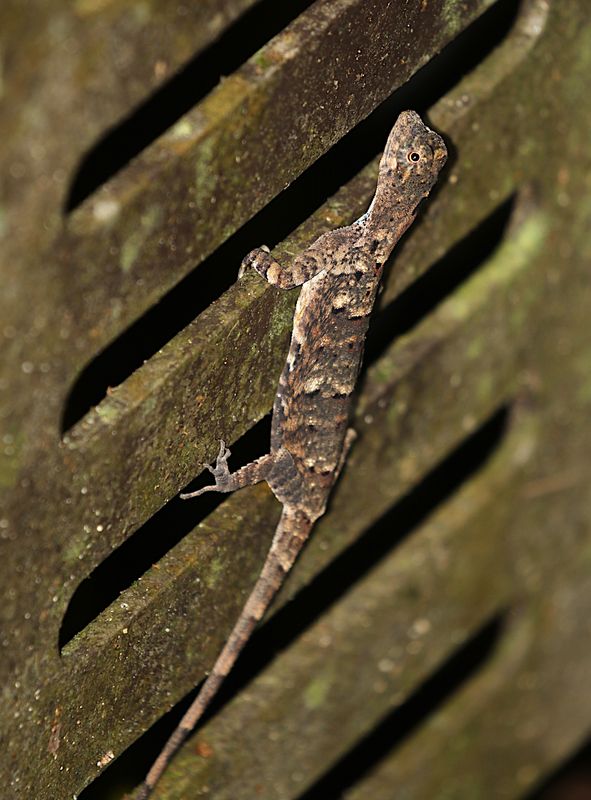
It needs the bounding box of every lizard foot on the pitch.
[180,440,234,499]
[238,245,271,279]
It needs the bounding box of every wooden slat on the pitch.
[1,0,262,261]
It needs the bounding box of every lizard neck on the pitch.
[358,182,417,264]
[365,180,417,229]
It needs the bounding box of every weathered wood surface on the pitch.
[1,0,591,798]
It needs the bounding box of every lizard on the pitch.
[137,109,447,799]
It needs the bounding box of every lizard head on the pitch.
[379,110,447,209]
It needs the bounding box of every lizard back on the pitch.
[271,236,380,514]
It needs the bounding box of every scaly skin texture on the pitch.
[138,110,447,799]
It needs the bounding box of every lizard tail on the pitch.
[137,505,314,799]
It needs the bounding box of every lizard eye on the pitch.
[408,151,421,163]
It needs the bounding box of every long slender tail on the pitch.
[137,505,314,799]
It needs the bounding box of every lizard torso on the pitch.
[272,234,384,515]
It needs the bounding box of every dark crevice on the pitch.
[65,0,317,211]
[79,404,509,798]
[61,0,521,433]
[364,194,517,367]
[298,612,506,800]
[58,415,271,651]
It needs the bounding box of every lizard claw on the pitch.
[215,439,232,468]
[219,439,230,455]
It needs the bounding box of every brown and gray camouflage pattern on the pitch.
[139,110,447,799]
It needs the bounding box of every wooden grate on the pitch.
[2,1,591,798]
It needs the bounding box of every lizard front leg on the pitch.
[239,244,327,289]
[240,225,361,289]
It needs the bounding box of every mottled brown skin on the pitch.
[138,111,447,799]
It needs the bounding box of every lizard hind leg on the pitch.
[180,440,275,500]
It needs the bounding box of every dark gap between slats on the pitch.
[64,0,318,212]
[58,415,271,651]
[61,0,520,433]
[298,612,506,800]
[363,194,517,369]
[79,404,508,799]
